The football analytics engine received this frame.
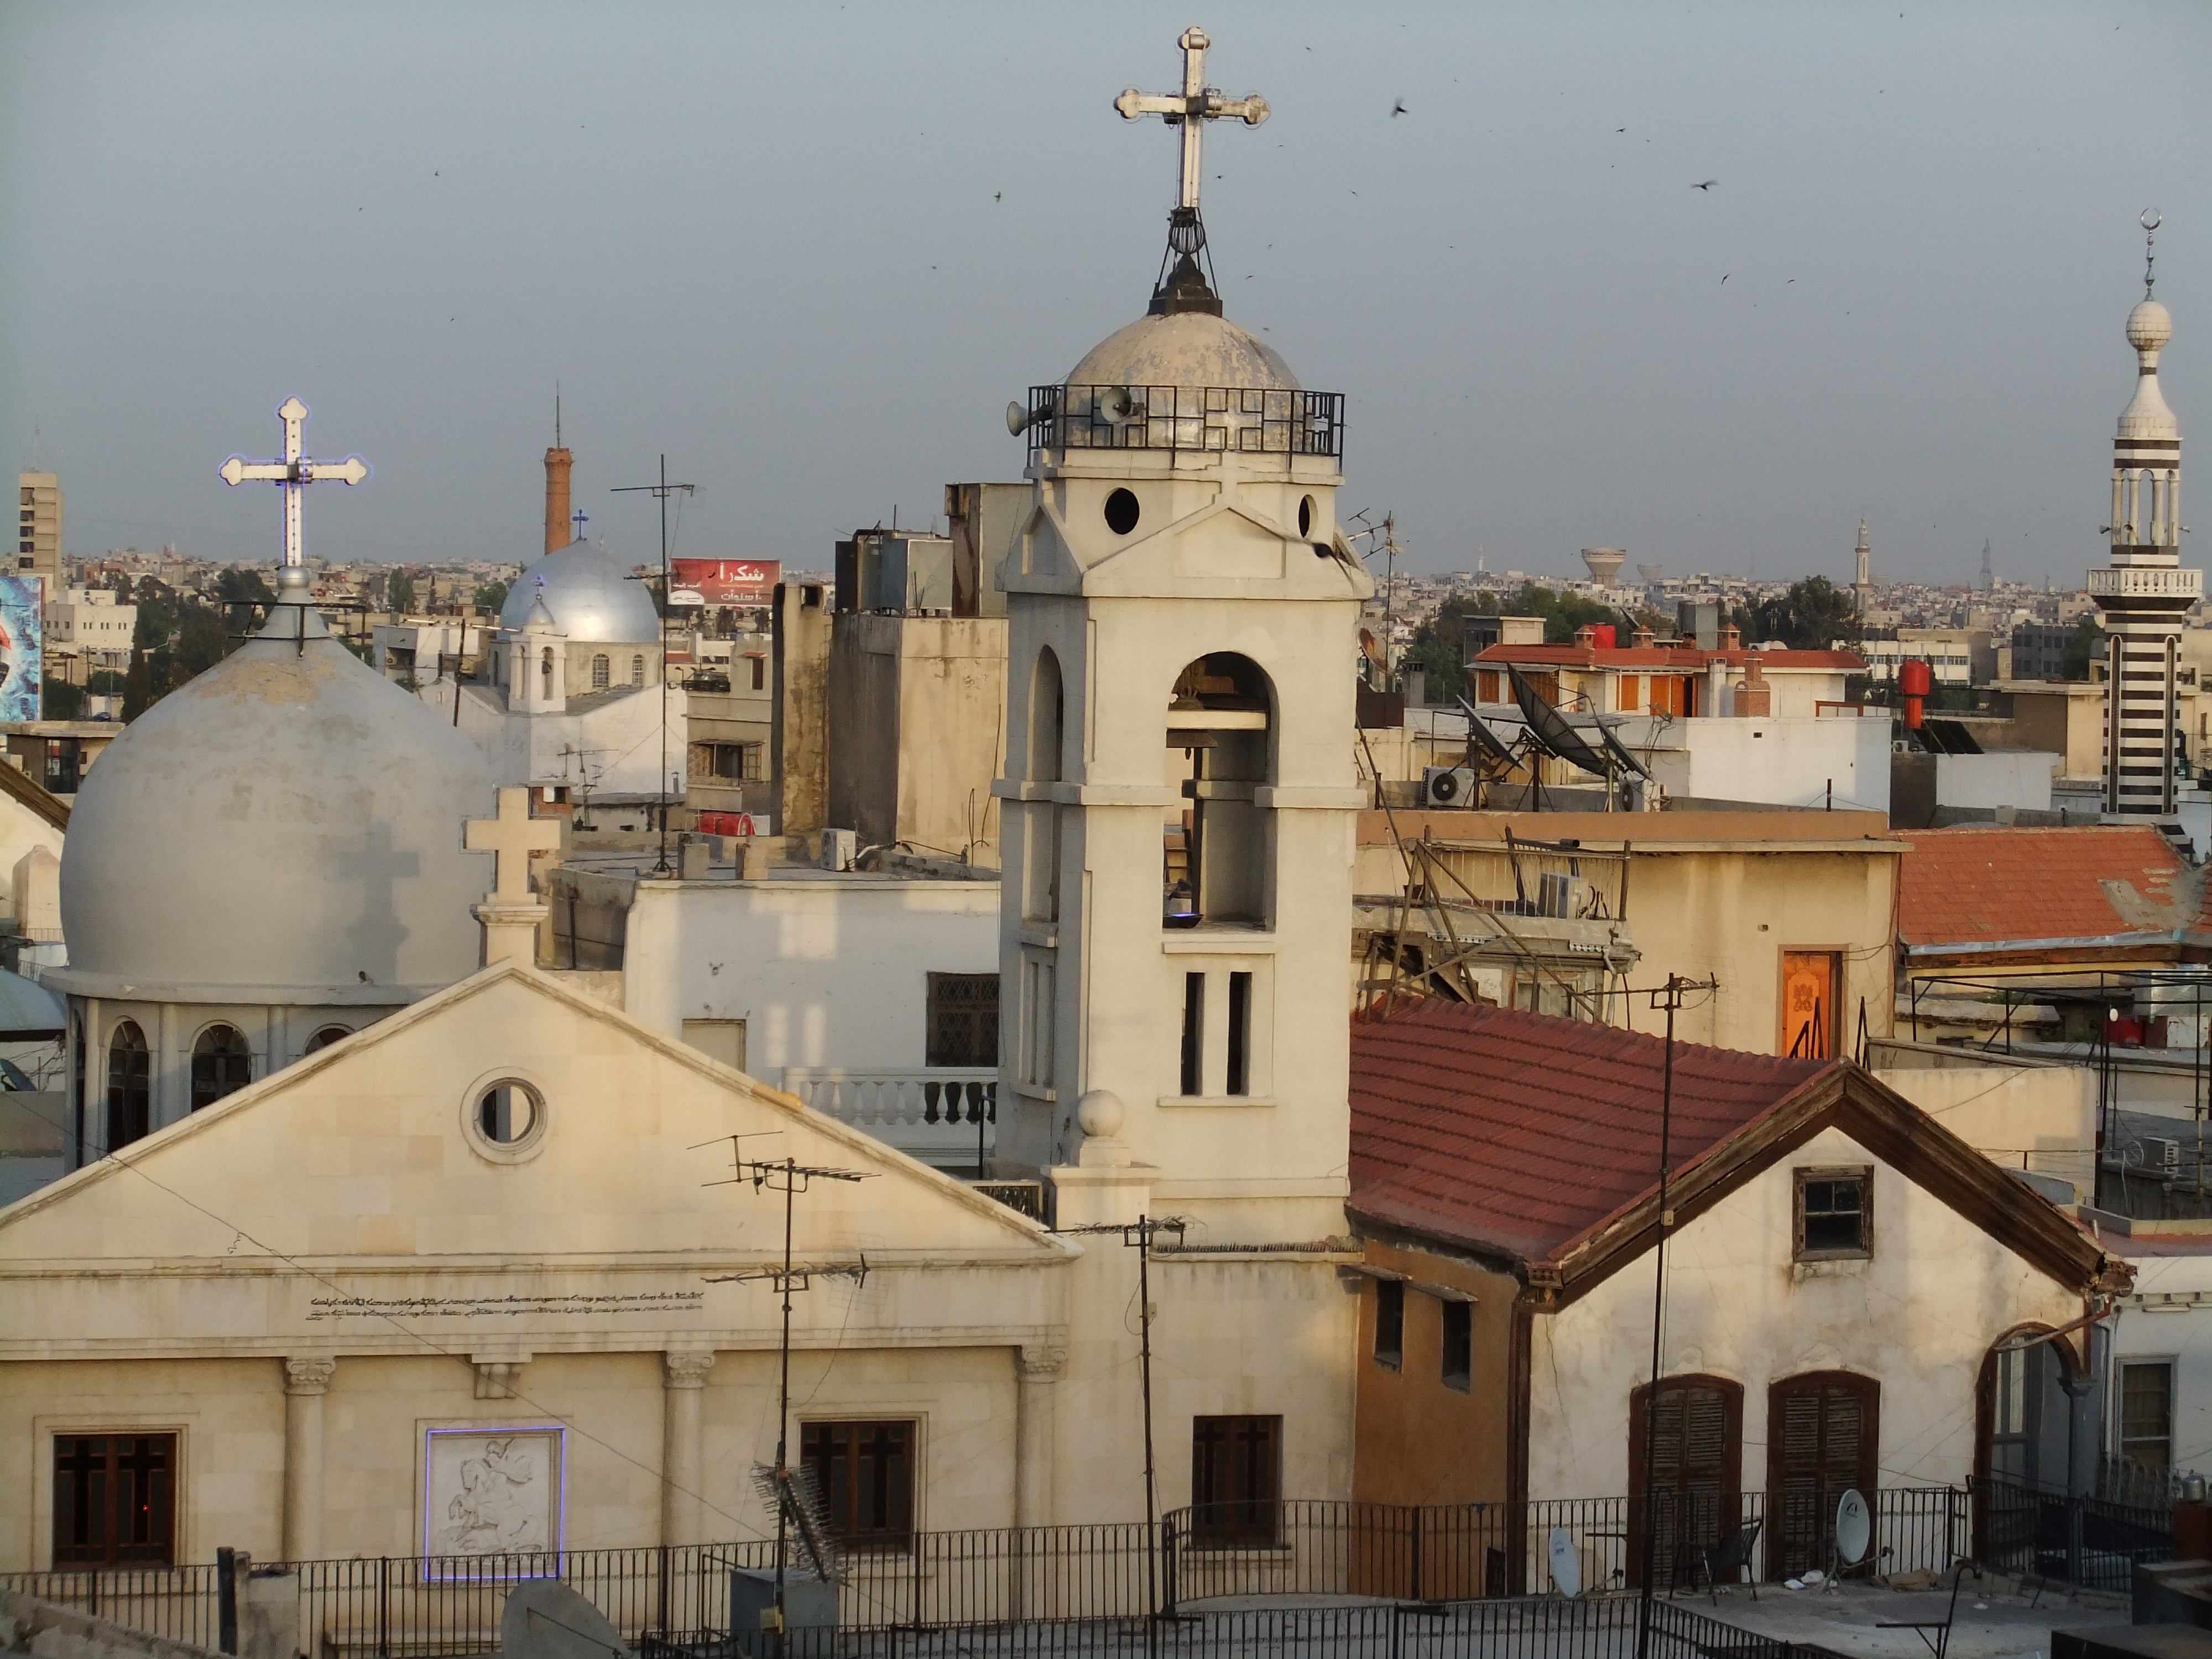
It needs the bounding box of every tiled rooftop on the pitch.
[1349,1001,1832,1264]
[1897,826,2194,948]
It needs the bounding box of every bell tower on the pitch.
[991,32,1370,1239]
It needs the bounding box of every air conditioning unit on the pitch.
[1422,766,1477,807]
[2145,1136,2182,1172]
[860,535,956,613]
[1536,873,1597,919]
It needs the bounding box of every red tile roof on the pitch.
[1349,1001,1833,1264]
[1472,644,1865,672]
[1897,826,2197,950]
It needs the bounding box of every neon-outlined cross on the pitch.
[218,397,370,568]
[1114,27,1269,213]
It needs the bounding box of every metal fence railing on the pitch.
[1975,1475,2173,1593]
[0,1489,1975,1655]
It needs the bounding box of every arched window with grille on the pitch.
[190,1025,252,1112]
[632,655,645,686]
[106,1021,150,1151]
[591,654,611,690]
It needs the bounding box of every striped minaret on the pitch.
[2092,215,2195,822]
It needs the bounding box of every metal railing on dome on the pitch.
[1024,385,1344,462]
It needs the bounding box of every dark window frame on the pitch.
[190,1025,252,1113]
[1441,1298,1473,1393]
[1373,1279,1404,1371]
[1190,1414,1282,1548]
[800,1418,915,1550]
[53,1433,177,1567]
[2120,1359,2176,1472]
[1793,1166,1872,1261]
[107,1020,150,1151]
[925,973,999,1068]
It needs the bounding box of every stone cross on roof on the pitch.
[1115,27,1268,213]
[467,787,562,904]
[218,397,370,569]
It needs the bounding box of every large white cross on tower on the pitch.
[1115,26,1268,213]
[465,786,563,967]
[218,397,370,568]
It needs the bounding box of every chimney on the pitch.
[1735,654,1772,718]
[1574,624,1598,649]
[1632,626,1656,648]
[544,445,573,555]
[1718,623,1741,653]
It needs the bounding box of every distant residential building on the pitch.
[1858,628,1995,687]
[43,587,137,680]
[14,473,59,589]
[2005,620,2081,682]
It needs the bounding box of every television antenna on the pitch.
[612,456,696,875]
[699,1140,875,1625]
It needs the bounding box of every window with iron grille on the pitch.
[54,1434,176,1566]
[2121,1360,2175,1470]
[1794,1168,1871,1260]
[926,973,998,1068]
[1191,1415,1281,1547]
[800,1420,914,1547]
[190,1026,252,1113]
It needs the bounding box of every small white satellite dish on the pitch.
[1835,1487,1872,1566]
[1548,1525,1582,1599]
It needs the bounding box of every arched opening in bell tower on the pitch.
[1024,646,1065,924]
[1166,653,1274,926]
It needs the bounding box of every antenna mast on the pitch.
[702,1142,874,1641]
[612,455,696,874]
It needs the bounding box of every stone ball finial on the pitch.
[1075,1088,1126,1140]
[2129,298,2173,353]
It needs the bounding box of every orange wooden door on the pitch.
[1781,952,1839,1058]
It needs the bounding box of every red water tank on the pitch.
[1590,624,1617,649]
[1898,659,1932,729]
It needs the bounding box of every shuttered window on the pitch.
[1629,1375,1743,1591]
[1767,1371,1880,1580]
[54,1434,176,1566]
[1191,1415,1281,1547]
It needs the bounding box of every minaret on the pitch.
[2090,212,2195,821]
[1853,519,1872,613]
[544,397,573,557]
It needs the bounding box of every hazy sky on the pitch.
[3,2,2207,585]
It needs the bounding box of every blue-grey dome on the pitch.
[500,539,660,643]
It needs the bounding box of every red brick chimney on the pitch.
[544,444,573,555]
[1735,654,1772,717]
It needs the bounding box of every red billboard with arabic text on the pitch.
[670,558,780,607]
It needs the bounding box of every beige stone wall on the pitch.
[1,1357,286,1570]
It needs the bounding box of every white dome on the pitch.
[2129,298,2174,352]
[55,571,495,1001]
[500,539,660,642]
[1068,310,1299,392]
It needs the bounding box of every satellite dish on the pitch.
[1835,1488,1871,1566]
[1548,1526,1581,1599]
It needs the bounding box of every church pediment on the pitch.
[0,964,1068,1277]
[1081,498,1370,601]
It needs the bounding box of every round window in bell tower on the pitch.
[1104,488,1141,536]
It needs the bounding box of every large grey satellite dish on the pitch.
[1548,1526,1582,1599]
[502,1580,632,1659]
[1835,1488,1872,1567]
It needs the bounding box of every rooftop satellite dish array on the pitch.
[1449,666,1650,806]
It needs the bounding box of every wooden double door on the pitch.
[1631,1371,1880,1585]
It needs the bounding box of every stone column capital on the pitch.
[284,1355,336,1396]
[1016,1343,1067,1385]
[664,1349,717,1389]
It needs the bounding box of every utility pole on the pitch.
[701,1141,873,1650]
[1635,973,1719,1659]
[612,456,696,874]
[1060,1214,1186,1615]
